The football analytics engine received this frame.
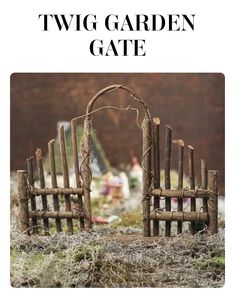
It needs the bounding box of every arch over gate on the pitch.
[73,85,153,236]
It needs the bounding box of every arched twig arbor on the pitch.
[17,84,219,237]
[76,85,153,236]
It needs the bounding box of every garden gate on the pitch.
[17,85,218,237]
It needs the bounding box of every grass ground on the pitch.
[10,224,225,288]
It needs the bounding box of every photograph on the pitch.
[10,73,225,288]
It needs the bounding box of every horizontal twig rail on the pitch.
[29,187,83,196]
[29,210,85,219]
[151,188,209,198]
[149,211,208,222]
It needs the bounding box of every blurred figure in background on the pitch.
[129,156,142,190]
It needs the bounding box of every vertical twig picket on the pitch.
[48,139,62,233]
[142,117,152,237]
[17,170,30,235]
[27,157,38,234]
[82,117,92,230]
[201,159,208,213]
[208,170,218,234]
[36,148,49,235]
[188,145,196,235]
[71,119,85,230]
[152,117,160,236]
[164,125,172,237]
[59,126,73,234]
[177,140,184,235]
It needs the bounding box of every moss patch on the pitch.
[111,209,142,228]
[194,256,225,271]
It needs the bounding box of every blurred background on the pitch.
[10,73,224,194]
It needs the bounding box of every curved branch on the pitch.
[85,84,151,119]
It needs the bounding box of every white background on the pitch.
[0,0,234,293]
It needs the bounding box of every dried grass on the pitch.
[10,226,225,288]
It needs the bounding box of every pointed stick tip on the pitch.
[71,118,76,126]
[27,156,34,161]
[153,117,160,125]
[179,139,184,147]
[172,139,184,146]
[17,169,26,173]
[48,139,55,145]
[35,148,42,160]
[201,158,207,167]
[58,125,64,132]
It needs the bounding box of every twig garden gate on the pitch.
[17,85,219,237]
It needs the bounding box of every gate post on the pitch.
[82,116,92,230]
[142,117,152,237]
[17,170,30,235]
[208,170,218,234]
